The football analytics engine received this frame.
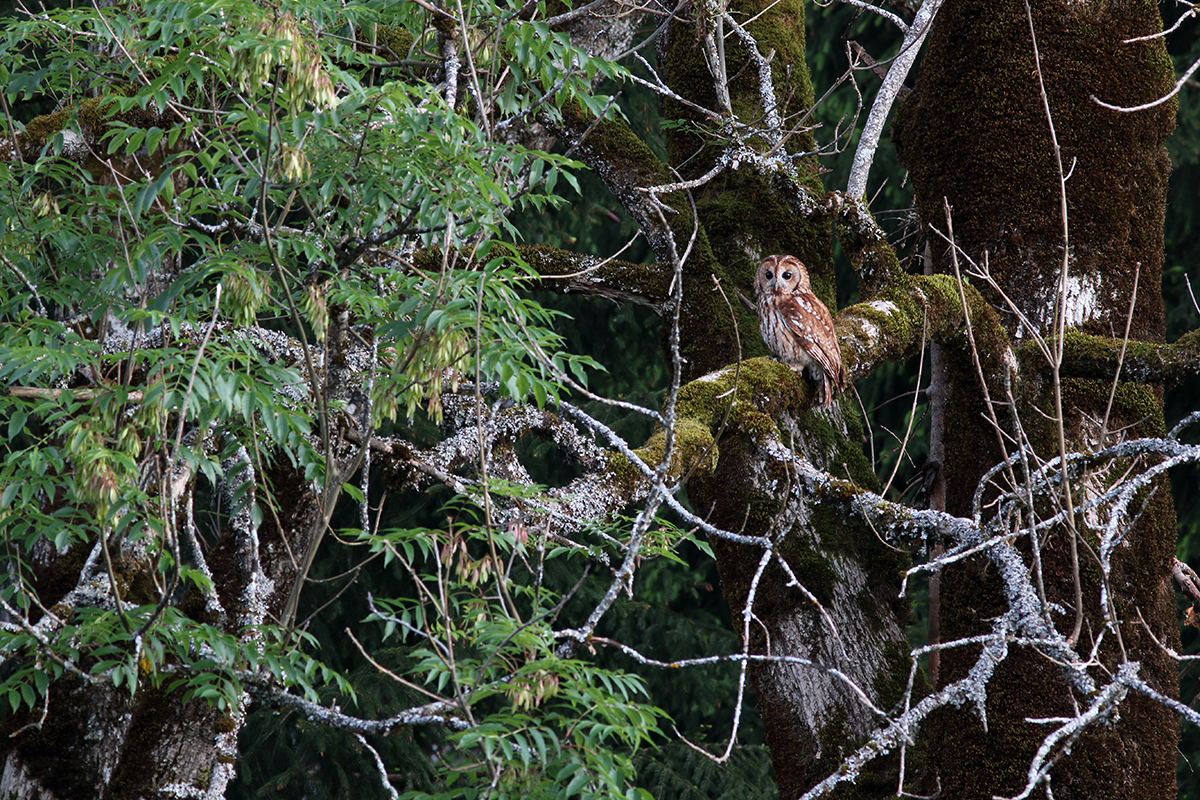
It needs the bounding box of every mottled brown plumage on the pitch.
[754,255,846,409]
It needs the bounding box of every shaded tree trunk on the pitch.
[893,0,1179,796]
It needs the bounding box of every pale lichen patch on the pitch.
[865,300,900,316]
[1063,271,1101,329]
[694,366,736,383]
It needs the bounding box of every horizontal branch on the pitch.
[6,386,146,402]
[1055,326,1200,388]
[518,243,671,311]
[582,635,887,718]
[255,684,469,732]
[834,272,1010,382]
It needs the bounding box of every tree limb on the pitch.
[1052,327,1200,388]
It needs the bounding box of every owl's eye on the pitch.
[764,271,774,280]
[782,271,792,280]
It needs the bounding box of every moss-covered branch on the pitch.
[835,272,1011,382]
[518,244,672,311]
[2,100,178,180]
[1051,327,1200,388]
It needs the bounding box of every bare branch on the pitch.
[846,0,944,197]
[1091,54,1200,113]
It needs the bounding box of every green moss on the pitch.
[1056,326,1200,388]
[371,24,414,58]
[605,451,643,497]
[21,107,72,147]
[16,95,174,175]
[632,417,717,478]
[835,200,903,296]
[625,355,870,479]
[74,97,107,133]
[1061,378,1165,438]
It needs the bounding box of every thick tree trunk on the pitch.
[893,0,1179,796]
[0,447,328,798]
[654,1,919,794]
[689,399,915,798]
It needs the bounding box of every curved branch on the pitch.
[546,105,689,266]
[1090,53,1200,113]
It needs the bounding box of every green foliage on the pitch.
[354,498,669,800]
[0,0,667,795]
[369,251,604,422]
[635,742,777,800]
[0,603,350,714]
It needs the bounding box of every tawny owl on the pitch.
[755,254,846,409]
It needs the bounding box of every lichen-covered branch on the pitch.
[845,0,944,198]
[254,685,469,733]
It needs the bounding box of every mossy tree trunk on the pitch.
[892,0,1179,796]
[654,2,917,796]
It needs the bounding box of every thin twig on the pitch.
[1024,0,1084,647]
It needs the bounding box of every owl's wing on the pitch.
[778,293,846,390]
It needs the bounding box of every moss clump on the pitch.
[1060,377,1165,438]
[370,24,414,59]
[605,451,644,497]
[632,417,717,479]
[21,107,73,148]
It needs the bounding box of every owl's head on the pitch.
[755,254,811,296]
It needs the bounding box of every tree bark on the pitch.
[893,0,1180,796]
